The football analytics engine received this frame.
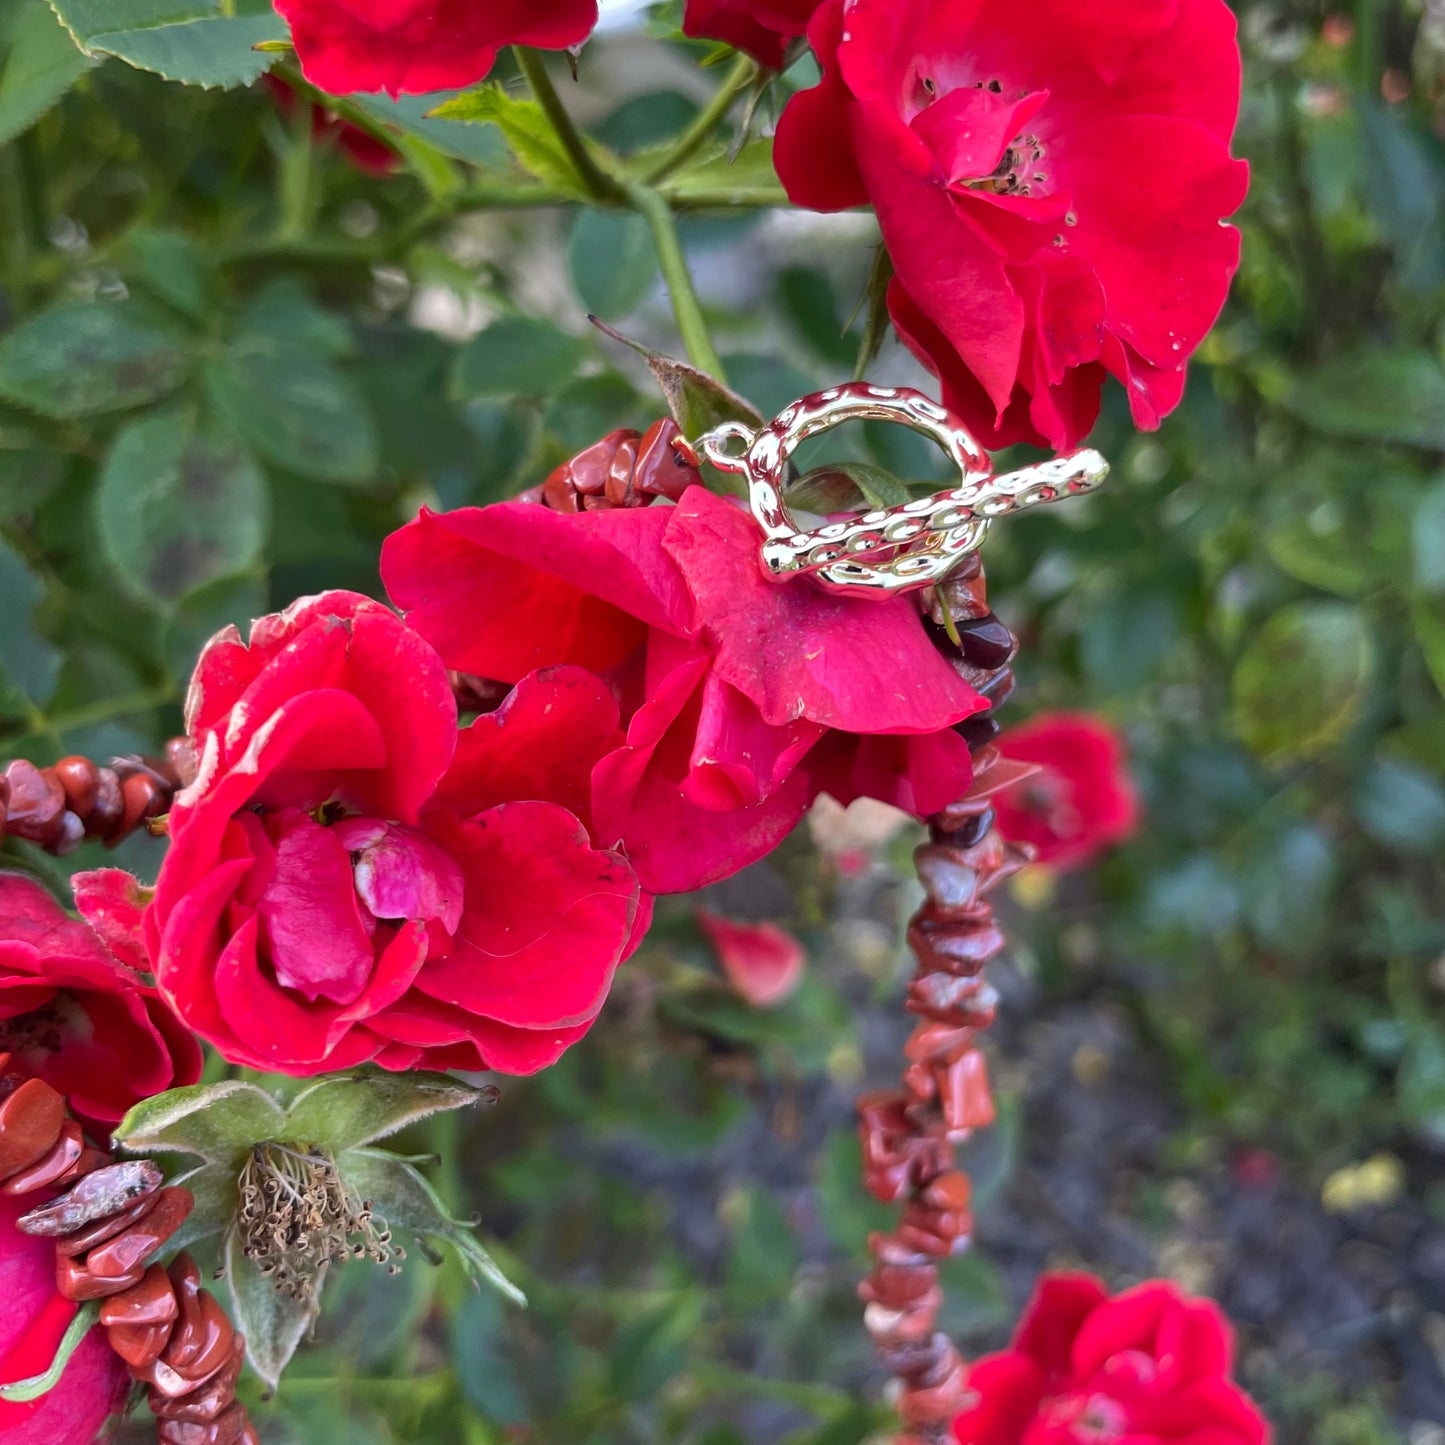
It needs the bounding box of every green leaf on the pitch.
[163,570,269,683]
[450,1288,529,1425]
[0,0,93,147]
[1413,593,1445,701]
[225,1226,316,1393]
[167,1162,238,1255]
[540,372,644,452]
[96,407,268,609]
[777,266,856,369]
[1356,98,1445,295]
[1413,475,1445,594]
[1355,759,1445,854]
[337,1149,525,1306]
[608,1293,704,1402]
[657,135,787,205]
[122,228,219,322]
[568,210,654,320]
[428,84,598,197]
[722,1185,800,1311]
[0,535,61,718]
[348,91,509,168]
[1398,1024,1445,1147]
[453,316,587,400]
[1281,350,1445,451]
[1231,601,1374,764]
[788,462,910,512]
[204,343,377,485]
[0,299,191,418]
[115,1080,288,1168]
[590,318,762,437]
[48,0,285,88]
[283,1071,495,1156]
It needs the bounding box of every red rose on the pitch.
[0,872,201,1129]
[136,592,646,1076]
[273,0,599,98]
[953,1273,1270,1445]
[682,0,819,69]
[383,487,985,894]
[0,1192,127,1445]
[775,0,1249,449]
[992,712,1138,870]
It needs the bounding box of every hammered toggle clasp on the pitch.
[694,383,1109,597]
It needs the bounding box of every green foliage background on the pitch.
[2,1,1445,1442]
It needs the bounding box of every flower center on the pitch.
[1041,1391,1128,1442]
[234,1142,403,1306]
[0,1000,67,1057]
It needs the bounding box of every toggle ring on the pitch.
[694,383,1109,597]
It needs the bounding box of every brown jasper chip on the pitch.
[3,760,65,841]
[86,1186,193,1278]
[140,1355,207,1400]
[107,1318,174,1368]
[162,1292,233,1383]
[101,1263,179,1327]
[155,1335,244,1423]
[50,810,87,856]
[56,1253,145,1301]
[0,1117,83,1194]
[50,1144,112,1188]
[158,1402,249,1445]
[86,768,124,837]
[52,755,100,817]
[26,1160,163,1240]
[165,1254,206,1365]
[0,1077,67,1178]
[52,1192,158,1258]
[111,773,162,845]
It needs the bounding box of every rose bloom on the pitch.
[0,1192,127,1445]
[0,871,200,1128]
[992,712,1138,870]
[775,0,1249,448]
[682,0,819,68]
[123,592,646,1077]
[273,0,599,97]
[383,485,986,894]
[262,74,397,174]
[953,1273,1270,1445]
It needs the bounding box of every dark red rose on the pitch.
[273,0,599,98]
[262,74,398,174]
[952,1273,1271,1445]
[0,1193,127,1444]
[131,592,646,1076]
[775,0,1249,448]
[992,712,1138,869]
[383,487,985,894]
[682,0,819,68]
[0,871,201,1129]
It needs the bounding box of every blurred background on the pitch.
[2,1,1445,1442]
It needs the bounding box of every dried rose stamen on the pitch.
[234,1143,403,1304]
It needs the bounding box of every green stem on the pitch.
[1353,0,1381,92]
[643,54,756,185]
[0,685,178,754]
[514,47,623,203]
[0,1303,99,1402]
[626,181,727,382]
